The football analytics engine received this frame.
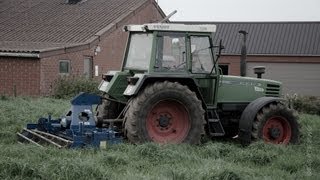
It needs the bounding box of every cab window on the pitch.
[191,36,214,73]
[125,33,153,70]
[155,33,186,72]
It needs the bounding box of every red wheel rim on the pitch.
[146,99,190,143]
[262,116,292,144]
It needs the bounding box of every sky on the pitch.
[157,0,320,22]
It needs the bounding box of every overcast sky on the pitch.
[157,0,320,21]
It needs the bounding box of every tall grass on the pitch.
[0,97,319,179]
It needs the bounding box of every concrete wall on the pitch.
[219,55,320,96]
[219,55,320,76]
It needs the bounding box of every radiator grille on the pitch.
[265,84,280,97]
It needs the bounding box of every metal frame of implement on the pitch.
[17,93,122,148]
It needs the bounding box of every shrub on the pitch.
[52,76,100,99]
[286,94,320,115]
[0,95,9,101]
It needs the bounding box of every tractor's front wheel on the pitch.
[96,94,120,128]
[252,102,300,144]
[124,81,205,144]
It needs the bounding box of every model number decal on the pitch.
[254,86,265,92]
[222,80,262,87]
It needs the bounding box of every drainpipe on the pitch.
[238,30,248,77]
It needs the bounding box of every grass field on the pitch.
[0,96,319,179]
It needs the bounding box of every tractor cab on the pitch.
[115,24,221,107]
[122,23,218,75]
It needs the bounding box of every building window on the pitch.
[219,64,229,75]
[59,60,70,74]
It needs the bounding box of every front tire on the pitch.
[124,81,205,144]
[96,94,120,128]
[252,102,300,144]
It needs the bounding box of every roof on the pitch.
[124,23,216,33]
[174,21,320,56]
[0,0,165,56]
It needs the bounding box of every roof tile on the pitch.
[178,21,320,56]
[0,0,149,52]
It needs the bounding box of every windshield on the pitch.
[125,33,153,70]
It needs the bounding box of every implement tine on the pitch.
[33,129,72,144]
[22,128,63,148]
[17,132,43,148]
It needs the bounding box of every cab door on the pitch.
[188,35,218,106]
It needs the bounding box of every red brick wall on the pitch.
[40,2,163,95]
[40,49,93,95]
[0,57,40,96]
[219,56,241,75]
[94,2,163,74]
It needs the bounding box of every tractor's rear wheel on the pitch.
[124,81,205,144]
[252,102,299,144]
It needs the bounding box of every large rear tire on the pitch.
[124,81,205,144]
[252,102,299,144]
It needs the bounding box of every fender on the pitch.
[123,74,207,109]
[124,74,199,96]
[123,73,147,96]
[238,97,284,145]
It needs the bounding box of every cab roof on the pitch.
[123,23,216,33]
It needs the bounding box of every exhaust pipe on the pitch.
[159,10,177,23]
[239,30,248,77]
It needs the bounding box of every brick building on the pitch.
[179,22,320,96]
[0,0,165,96]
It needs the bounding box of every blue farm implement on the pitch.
[17,93,122,148]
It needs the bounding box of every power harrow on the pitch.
[17,93,122,148]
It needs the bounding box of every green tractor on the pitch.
[96,23,299,145]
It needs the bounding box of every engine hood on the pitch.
[217,75,282,103]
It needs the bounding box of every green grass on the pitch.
[1,96,320,179]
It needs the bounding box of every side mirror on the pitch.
[210,39,225,74]
[217,39,225,58]
[212,39,225,58]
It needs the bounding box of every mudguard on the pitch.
[238,97,284,145]
[123,73,146,96]
[123,74,201,97]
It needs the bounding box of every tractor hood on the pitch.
[217,75,282,103]
[98,71,131,102]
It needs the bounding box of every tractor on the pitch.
[96,23,300,145]
[18,23,299,148]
